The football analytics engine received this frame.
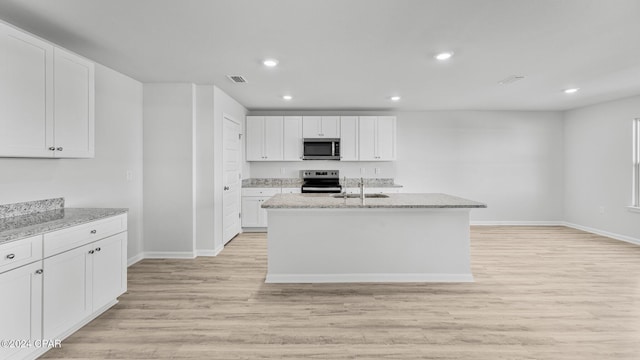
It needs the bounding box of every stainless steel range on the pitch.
[301,170,342,193]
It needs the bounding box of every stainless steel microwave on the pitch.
[303,138,340,160]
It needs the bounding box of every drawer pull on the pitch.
[90,230,97,234]
[6,254,15,260]
[95,247,101,252]
[88,250,95,254]
[35,269,43,275]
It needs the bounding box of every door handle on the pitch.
[224,186,230,191]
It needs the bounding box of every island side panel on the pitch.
[265,208,473,283]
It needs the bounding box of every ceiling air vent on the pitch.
[227,75,248,84]
[498,75,525,85]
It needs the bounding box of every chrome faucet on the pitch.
[360,177,365,205]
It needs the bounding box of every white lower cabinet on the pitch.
[43,224,127,342]
[241,197,269,228]
[0,261,43,360]
[241,188,283,228]
[0,213,127,360]
[91,233,127,311]
[43,244,92,340]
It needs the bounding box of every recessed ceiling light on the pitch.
[390,96,401,102]
[282,95,292,100]
[434,52,454,61]
[564,88,580,94]
[263,59,279,67]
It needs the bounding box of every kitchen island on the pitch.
[261,193,486,283]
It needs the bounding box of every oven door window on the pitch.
[304,142,332,156]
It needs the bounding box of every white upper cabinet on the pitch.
[0,22,54,157]
[0,21,95,158]
[247,114,396,162]
[359,116,396,161]
[283,116,303,161]
[246,116,284,161]
[303,116,340,138]
[340,116,358,161]
[53,48,95,158]
[246,116,264,161]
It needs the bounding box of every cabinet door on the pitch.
[43,245,91,339]
[283,116,303,161]
[359,116,377,161]
[302,116,321,138]
[257,198,269,227]
[376,116,396,160]
[340,116,358,161]
[241,197,262,227]
[0,22,54,157]
[241,197,270,227]
[246,116,264,161]
[263,116,283,160]
[53,48,95,158]
[92,232,126,311]
[321,116,340,138]
[0,261,43,360]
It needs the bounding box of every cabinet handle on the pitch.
[88,250,95,254]
[6,254,15,260]
[95,247,101,252]
[48,147,55,151]
[35,269,43,275]
[56,147,63,151]
[90,230,97,234]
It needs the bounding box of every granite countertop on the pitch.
[261,193,487,209]
[242,178,403,188]
[0,208,128,245]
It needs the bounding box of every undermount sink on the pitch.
[331,193,389,199]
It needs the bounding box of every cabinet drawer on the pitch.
[281,187,302,194]
[242,188,281,197]
[0,235,43,274]
[44,214,127,258]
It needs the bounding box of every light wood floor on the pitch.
[41,227,640,359]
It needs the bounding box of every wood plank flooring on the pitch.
[41,227,640,359]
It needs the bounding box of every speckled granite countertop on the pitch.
[261,193,486,209]
[0,208,128,245]
[242,178,403,188]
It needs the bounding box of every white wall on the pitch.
[143,83,195,256]
[0,64,144,262]
[248,110,565,222]
[142,84,247,256]
[195,86,215,253]
[564,95,640,241]
[396,111,564,222]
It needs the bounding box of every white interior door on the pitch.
[223,115,242,244]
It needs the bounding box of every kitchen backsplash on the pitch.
[243,178,399,187]
[0,197,64,219]
[248,161,397,179]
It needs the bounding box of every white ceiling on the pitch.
[1,0,640,111]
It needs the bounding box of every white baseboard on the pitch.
[265,273,474,283]
[242,227,268,233]
[196,245,224,257]
[143,251,196,259]
[471,221,564,226]
[127,253,144,267]
[563,222,640,246]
